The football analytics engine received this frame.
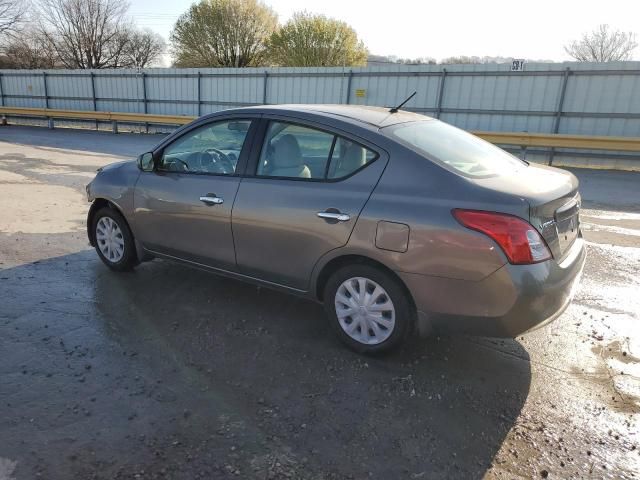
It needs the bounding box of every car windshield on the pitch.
[385,120,525,177]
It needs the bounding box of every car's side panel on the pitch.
[336,148,524,280]
[232,158,388,290]
[231,116,390,290]
[131,116,260,270]
[133,173,242,270]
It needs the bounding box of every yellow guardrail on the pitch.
[1,106,640,152]
[473,131,640,153]
[0,106,195,126]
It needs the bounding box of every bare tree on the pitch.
[367,55,436,66]
[439,55,517,65]
[0,28,58,68]
[0,0,27,39]
[122,28,165,68]
[37,0,132,68]
[439,55,481,65]
[565,24,638,62]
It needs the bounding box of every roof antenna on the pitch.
[389,91,417,113]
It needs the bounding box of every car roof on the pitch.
[214,104,432,129]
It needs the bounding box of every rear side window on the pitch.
[327,137,378,179]
[257,121,377,180]
[385,120,525,177]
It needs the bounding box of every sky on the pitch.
[127,0,640,65]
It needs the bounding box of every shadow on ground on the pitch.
[0,233,531,480]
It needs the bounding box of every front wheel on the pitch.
[92,207,137,271]
[323,264,415,354]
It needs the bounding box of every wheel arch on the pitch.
[87,199,141,262]
[314,254,416,311]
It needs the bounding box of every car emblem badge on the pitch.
[540,219,555,230]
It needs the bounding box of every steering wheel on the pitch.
[167,158,190,172]
[199,148,235,174]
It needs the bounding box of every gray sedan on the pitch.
[86,105,586,353]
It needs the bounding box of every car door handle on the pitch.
[317,211,350,222]
[200,195,224,205]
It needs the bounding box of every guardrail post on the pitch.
[435,68,447,119]
[90,72,98,130]
[197,71,202,116]
[549,67,570,165]
[263,71,269,105]
[0,73,5,126]
[42,71,53,129]
[42,71,49,109]
[112,120,118,134]
[345,69,353,104]
[141,72,148,133]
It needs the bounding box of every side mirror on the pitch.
[137,152,155,172]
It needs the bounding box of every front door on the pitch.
[232,119,388,290]
[133,118,255,270]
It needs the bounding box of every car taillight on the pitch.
[452,209,552,265]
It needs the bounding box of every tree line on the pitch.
[0,0,165,68]
[0,0,368,69]
[0,0,637,69]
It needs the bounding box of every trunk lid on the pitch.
[471,163,580,261]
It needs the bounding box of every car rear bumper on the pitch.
[399,236,587,337]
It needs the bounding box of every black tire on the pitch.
[323,264,415,354]
[91,206,138,271]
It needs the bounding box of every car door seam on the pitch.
[308,153,392,292]
[230,116,263,269]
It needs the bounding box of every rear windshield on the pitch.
[385,120,525,177]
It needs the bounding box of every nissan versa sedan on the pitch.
[86,104,586,353]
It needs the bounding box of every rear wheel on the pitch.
[92,207,137,271]
[323,264,414,354]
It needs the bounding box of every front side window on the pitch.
[385,120,525,177]
[257,121,377,180]
[158,120,251,175]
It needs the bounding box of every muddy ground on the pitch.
[0,126,638,479]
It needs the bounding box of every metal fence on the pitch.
[1,62,639,165]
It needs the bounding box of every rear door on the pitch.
[232,118,388,290]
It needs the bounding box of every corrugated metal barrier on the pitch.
[1,62,639,168]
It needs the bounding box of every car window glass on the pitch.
[159,120,251,175]
[257,122,335,179]
[385,120,525,177]
[327,137,377,179]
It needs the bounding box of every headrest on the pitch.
[273,134,303,168]
[339,143,366,172]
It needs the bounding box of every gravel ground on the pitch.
[0,126,638,479]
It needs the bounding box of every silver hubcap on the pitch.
[335,277,396,345]
[96,216,125,263]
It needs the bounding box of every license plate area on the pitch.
[555,199,580,253]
